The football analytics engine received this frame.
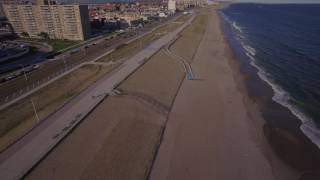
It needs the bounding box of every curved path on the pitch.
[163,47,194,80]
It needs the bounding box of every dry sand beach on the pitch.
[24,6,308,180]
[151,7,276,180]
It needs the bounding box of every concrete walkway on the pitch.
[0,15,195,180]
[163,47,194,80]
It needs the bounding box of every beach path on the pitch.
[150,8,276,180]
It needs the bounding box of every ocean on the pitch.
[220,4,320,149]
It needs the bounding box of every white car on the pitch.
[159,12,167,18]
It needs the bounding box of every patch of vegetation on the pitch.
[193,15,208,34]
[47,39,80,53]
[169,14,209,62]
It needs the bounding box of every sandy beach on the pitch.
[150,7,301,180]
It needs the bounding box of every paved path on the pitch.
[163,46,194,80]
[0,15,195,180]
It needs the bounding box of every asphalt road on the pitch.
[0,14,182,109]
[0,14,179,106]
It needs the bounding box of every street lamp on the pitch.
[63,55,67,71]
[20,64,40,124]
[19,64,28,81]
[31,98,40,124]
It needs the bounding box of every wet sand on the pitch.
[150,7,299,180]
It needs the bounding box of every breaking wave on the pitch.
[220,8,320,149]
[243,44,320,149]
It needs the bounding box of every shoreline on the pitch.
[218,5,320,178]
[151,7,277,180]
[223,31,301,180]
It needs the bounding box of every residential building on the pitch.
[3,4,91,40]
[0,5,5,19]
[0,0,21,4]
[0,0,18,19]
[168,0,176,13]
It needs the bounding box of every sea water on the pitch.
[220,4,320,148]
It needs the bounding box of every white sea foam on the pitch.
[221,9,320,149]
[243,44,256,56]
[244,46,320,149]
[232,21,243,33]
[301,121,320,149]
[221,12,245,39]
[220,12,231,24]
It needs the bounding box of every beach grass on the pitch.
[47,39,80,53]
[169,14,208,62]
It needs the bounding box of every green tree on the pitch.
[38,32,50,40]
[21,32,29,38]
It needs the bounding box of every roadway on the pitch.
[0,14,184,109]
[0,14,195,180]
[0,13,182,106]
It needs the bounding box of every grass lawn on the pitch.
[47,39,81,53]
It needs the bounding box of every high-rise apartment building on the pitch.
[0,0,65,6]
[0,0,20,4]
[3,4,91,40]
[0,5,5,19]
[0,0,19,18]
[168,0,176,12]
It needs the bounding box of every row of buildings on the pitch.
[0,0,207,41]
[89,0,177,27]
[0,0,91,40]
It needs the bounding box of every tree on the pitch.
[38,32,50,40]
[21,32,29,38]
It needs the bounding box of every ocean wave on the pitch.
[220,12,245,40]
[244,48,320,149]
[219,11,231,24]
[232,21,243,33]
[221,1,320,150]
[221,11,318,142]
[242,43,256,56]
[301,121,320,149]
